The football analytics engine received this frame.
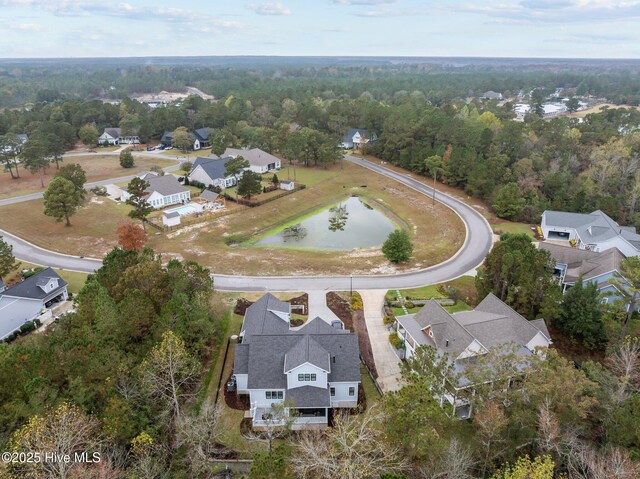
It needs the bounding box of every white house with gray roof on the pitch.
[0,268,68,340]
[223,147,281,174]
[541,210,640,257]
[233,293,360,430]
[121,172,190,208]
[395,293,551,418]
[188,156,238,189]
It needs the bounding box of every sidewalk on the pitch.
[359,290,402,393]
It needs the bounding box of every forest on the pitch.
[1,59,640,477]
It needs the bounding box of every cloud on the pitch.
[245,2,292,15]
[349,7,425,16]
[454,0,640,24]
[331,0,397,4]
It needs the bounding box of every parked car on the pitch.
[165,146,173,150]
[157,145,165,150]
[146,146,154,151]
[178,176,185,182]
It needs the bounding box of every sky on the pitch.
[0,0,638,59]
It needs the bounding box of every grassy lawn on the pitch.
[146,161,464,276]
[0,154,175,200]
[390,276,477,316]
[360,363,382,408]
[4,261,89,294]
[0,194,131,257]
[492,221,535,238]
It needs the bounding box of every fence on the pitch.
[223,184,306,207]
[214,337,233,406]
[360,354,384,397]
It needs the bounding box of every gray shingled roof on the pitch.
[284,335,330,372]
[103,127,121,139]
[297,317,349,335]
[164,211,180,219]
[539,243,624,283]
[190,157,232,183]
[144,175,188,197]
[199,189,219,202]
[1,268,67,300]
[543,210,640,251]
[234,343,250,375]
[412,300,476,356]
[399,293,551,356]
[223,147,280,167]
[241,293,291,337]
[286,386,331,408]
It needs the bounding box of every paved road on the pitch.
[212,156,493,291]
[0,151,183,207]
[1,155,493,286]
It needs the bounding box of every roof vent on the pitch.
[445,340,449,347]
[332,356,336,363]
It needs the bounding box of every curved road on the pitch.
[1,155,493,292]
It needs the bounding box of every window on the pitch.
[298,374,304,381]
[265,391,283,400]
[298,373,317,382]
[348,387,355,397]
[330,387,335,397]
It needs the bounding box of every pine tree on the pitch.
[43,176,82,226]
[557,277,606,349]
[382,229,413,263]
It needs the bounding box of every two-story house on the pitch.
[0,268,68,340]
[395,293,552,418]
[232,293,361,430]
[540,243,628,304]
[541,210,640,257]
[340,128,377,150]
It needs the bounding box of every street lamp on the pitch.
[350,274,353,298]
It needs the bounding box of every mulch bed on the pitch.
[224,374,250,411]
[325,292,379,379]
[326,292,353,329]
[211,443,240,460]
[234,298,253,316]
[288,293,309,315]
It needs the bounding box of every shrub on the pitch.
[119,150,135,168]
[382,229,413,264]
[383,315,395,325]
[33,319,42,327]
[23,267,44,279]
[404,301,415,309]
[351,294,363,311]
[19,321,35,334]
[389,332,405,350]
[183,177,190,186]
[91,186,107,196]
[181,161,193,173]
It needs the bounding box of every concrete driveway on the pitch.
[306,290,341,324]
[359,289,402,392]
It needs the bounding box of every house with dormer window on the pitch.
[0,268,68,340]
[395,293,552,418]
[233,293,361,430]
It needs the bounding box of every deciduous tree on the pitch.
[79,123,99,151]
[0,235,17,280]
[119,150,134,168]
[55,163,87,201]
[139,330,199,421]
[171,126,192,153]
[116,221,147,251]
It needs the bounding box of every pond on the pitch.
[252,196,397,250]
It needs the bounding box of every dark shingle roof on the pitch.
[234,343,250,375]
[342,128,370,144]
[1,268,67,300]
[286,386,331,408]
[412,300,476,356]
[284,335,330,372]
[297,317,349,335]
[241,293,290,337]
[103,127,121,139]
[190,157,233,183]
[163,211,180,219]
[223,148,280,167]
[193,128,210,142]
[199,189,219,202]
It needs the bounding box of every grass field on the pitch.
[0,194,131,257]
[146,161,465,275]
[491,221,535,237]
[567,103,640,119]
[0,154,175,200]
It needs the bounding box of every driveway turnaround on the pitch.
[306,290,342,324]
[1,155,493,287]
